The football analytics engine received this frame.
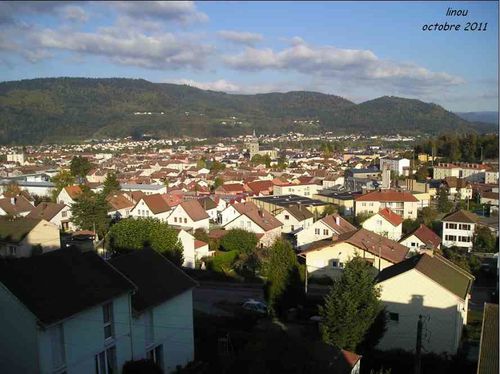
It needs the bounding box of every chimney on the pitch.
[335,215,340,226]
[421,247,434,257]
[258,208,264,217]
[331,234,339,242]
[10,197,16,205]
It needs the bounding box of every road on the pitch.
[193,282,264,316]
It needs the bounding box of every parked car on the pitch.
[242,299,268,315]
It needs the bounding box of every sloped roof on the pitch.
[283,205,314,221]
[378,207,403,227]
[0,217,43,243]
[401,224,441,248]
[64,185,83,200]
[243,209,282,232]
[0,248,135,325]
[26,202,66,221]
[477,303,499,374]
[106,193,135,211]
[195,240,208,249]
[245,180,273,194]
[442,209,478,223]
[355,190,418,202]
[321,214,358,234]
[233,201,259,215]
[0,195,34,215]
[109,248,197,314]
[141,194,171,214]
[198,196,217,210]
[180,200,209,222]
[376,253,474,300]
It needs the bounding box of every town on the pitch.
[0,130,498,374]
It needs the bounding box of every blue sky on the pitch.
[0,1,497,111]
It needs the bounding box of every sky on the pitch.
[0,1,498,112]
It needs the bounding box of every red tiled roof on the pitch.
[409,224,441,249]
[194,240,208,249]
[341,350,361,368]
[321,214,357,234]
[245,180,274,195]
[343,229,409,263]
[378,208,403,227]
[233,201,259,215]
[180,200,209,222]
[243,209,282,232]
[141,194,171,214]
[355,190,418,202]
[64,185,83,200]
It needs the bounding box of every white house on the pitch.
[129,194,172,222]
[167,200,210,231]
[0,248,136,374]
[57,185,83,206]
[274,205,314,234]
[223,207,282,247]
[355,190,419,219]
[273,182,320,198]
[0,217,60,257]
[376,252,474,354]
[198,196,219,222]
[295,213,357,250]
[361,207,403,241]
[300,228,409,280]
[399,224,441,253]
[26,202,74,232]
[106,192,135,219]
[121,183,167,196]
[441,210,477,250]
[379,157,410,176]
[176,229,213,268]
[0,195,34,217]
[109,249,197,373]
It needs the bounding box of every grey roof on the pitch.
[477,303,499,374]
[253,194,327,207]
[121,183,165,191]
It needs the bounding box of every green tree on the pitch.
[415,166,429,181]
[320,204,338,218]
[209,160,226,173]
[102,172,121,197]
[474,226,496,253]
[108,218,183,266]
[51,169,75,201]
[402,219,420,235]
[264,239,304,316]
[70,156,92,178]
[418,207,438,227]
[319,257,383,351]
[213,176,224,190]
[437,188,453,214]
[220,229,258,253]
[5,181,21,196]
[196,158,207,169]
[70,190,110,238]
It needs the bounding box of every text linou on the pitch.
[422,22,461,31]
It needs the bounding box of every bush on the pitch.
[122,359,162,374]
[208,250,239,273]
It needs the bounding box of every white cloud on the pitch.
[28,27,213,69]
[110,1,208,24]
[224,40,464,94]
[217,30,263,46]
[60,6,88,23]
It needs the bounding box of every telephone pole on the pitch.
[414,315,423,374]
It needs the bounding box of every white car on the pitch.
[242,299,268,314]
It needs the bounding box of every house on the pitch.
[215,183,245,195]
[295,214,357,250]
[273,182,320,198]
[433,162,490,183]
[129,194,171,221]
[361,208,403,241]
[442,210,477,250]
[477,303,498,374]
[375,252,474,354]
[176,229,213,268]
[379,157,410,176]
[106,192,135,219]
[275,205,314,234]
[57,185,83,206]
[399,224,441,253]
[480,191,499,213]
[244,180,274,196]
[167,200,210,231]
[26,202,74,231]
[300,228,409,279]
[219,201,255,226]
[355,190,419,219]
[223,206,282,247]
[0,195,34,217]
[109,249,197,373]
[0,217,60,257]
[0,248,136,374]
[198,196,219,222]
[120,183,167,195]
[442,177,473,200]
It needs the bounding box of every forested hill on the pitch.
[0,77,495,144]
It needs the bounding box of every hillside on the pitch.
[455,111,498,125]
[0,78,495,144]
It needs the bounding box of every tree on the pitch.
[209,160,226,173]
[418,207,438,227]
[51,169,75,201]
[196,158,207,169]
[264,239,304,316]
[474,226,496,253]
[220,229,258,253]
[108,218,183,266]
[212,176,224,190]
[402,219,420,235]
[70,156,92,178]
[4,181,21,196]
[319,257,383,351]
[71,190,110,238]
[437,188,452,214]
[415,166,429,181]
[102,172,121,197]
[320,204,338,218]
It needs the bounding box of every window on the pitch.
[291,225,294,231]
[315,228,320,235]
[323,229,329,235]
[459,224,471,231]
[144,310,154,347]
[376,220,383,226]
[445,235,457,242]
[95,346,116,374]
[103,303,114,341]
[8,246,16,256]
[147,345,163,370]
[50,324,65,370]
[174,217,177,223]
[447,223,457,230]
[62,211,67,218]
[331,260,344,269]
[184,218,187,224]
[408,211,413,216]
[389,312,399,322]
[284,215,290,220]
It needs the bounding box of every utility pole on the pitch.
[415,315,423,374]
